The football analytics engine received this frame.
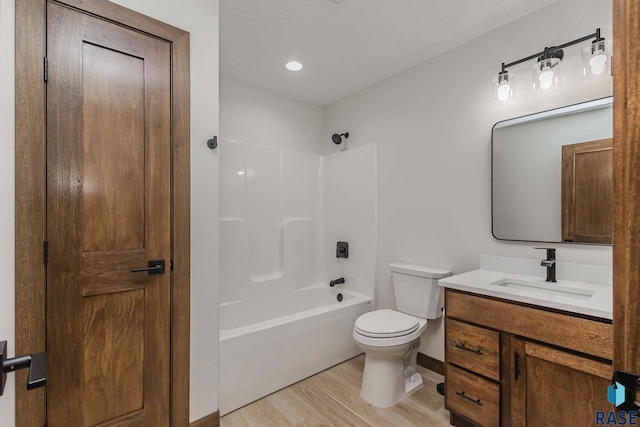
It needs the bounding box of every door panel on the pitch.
[613,0,640,408]
[83,290,145,426]
[82,43,146,252]
[561,139,613,244]
[511,339,612,427]
[526,355,610,426]
[46,3,171,426]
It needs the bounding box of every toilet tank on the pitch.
[389,263,452,319]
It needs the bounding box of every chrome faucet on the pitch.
[535,248,556,282]
[330,277,345,287]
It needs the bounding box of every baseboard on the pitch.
[417,352,445,375]
[190,411,220,427]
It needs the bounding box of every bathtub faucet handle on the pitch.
[330,277,345,287]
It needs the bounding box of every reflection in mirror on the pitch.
[492,97,613,244]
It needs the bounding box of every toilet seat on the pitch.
[353,310,428,347]
[354,309,419,338]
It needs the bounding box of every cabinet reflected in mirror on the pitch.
[492,97,613,244]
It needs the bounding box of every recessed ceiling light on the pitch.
[285,61,303,72]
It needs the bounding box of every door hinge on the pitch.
[170,260,174,271]
[44,422,48,427]
[44,57,48,82]
[43,240,49,265]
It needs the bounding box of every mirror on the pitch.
[492,97,613,244]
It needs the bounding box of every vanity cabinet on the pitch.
[444,289,613,427]
[510,339,611,427]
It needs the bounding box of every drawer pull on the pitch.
[455,391,484,406]
[455,343,483,355]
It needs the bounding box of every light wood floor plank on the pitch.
[221,355,450,427]
[242,399,294,427]
[291,378,373,426]
[220,410,251,427]
[313,371,414,427]
[266,387,332,426]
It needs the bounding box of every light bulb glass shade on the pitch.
[492,72,515,103]
[582,40,612,78]
[532,57,561,93]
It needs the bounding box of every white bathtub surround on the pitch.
[439,254,613,319]
[218,141,378,413]
[219,288,372,415]
[322,146,379,299]
[219,139,324,303]
[219,141,378,301]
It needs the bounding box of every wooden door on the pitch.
[511,339,612,427]
[561,139,613,244]
[46,3,171,426]
[614,0,640,416]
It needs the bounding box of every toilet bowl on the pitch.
[353,263,451,408]
[353,309,427,408]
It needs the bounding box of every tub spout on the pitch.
[330,277,345,287]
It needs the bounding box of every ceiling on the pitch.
[220,0,557,106]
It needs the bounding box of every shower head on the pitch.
[332,132,349,145]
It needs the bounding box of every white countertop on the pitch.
[439,269,613,320]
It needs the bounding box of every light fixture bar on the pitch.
[493,28,607,102]
[501,28,601,71]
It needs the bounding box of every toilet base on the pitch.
[358,338,423,408]
[405,371,424,396]
[360,365,424,408]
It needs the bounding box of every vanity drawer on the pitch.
[446,319,500,381]
[446,364,500,427]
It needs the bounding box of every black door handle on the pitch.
[132,259,165,275]
[1,341,47,397]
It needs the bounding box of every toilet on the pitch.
[353,263,452,408]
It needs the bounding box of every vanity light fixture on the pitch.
[582,30,612,78]
[493,28,610,103]
[492,68,515,103]
[533,48,563,93]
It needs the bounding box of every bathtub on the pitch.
[219,286,373,415]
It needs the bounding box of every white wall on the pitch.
[220,76,324,154]
[0,0,220,424]
[0,0,16,424]
[323,0,613,362]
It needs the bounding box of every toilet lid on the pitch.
[355,309,420,338]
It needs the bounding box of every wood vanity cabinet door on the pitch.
[511,339,612,427]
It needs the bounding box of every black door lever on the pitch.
[132,259,165,275]
[1,341,47,397]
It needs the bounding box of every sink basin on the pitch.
[491,278,596,300]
